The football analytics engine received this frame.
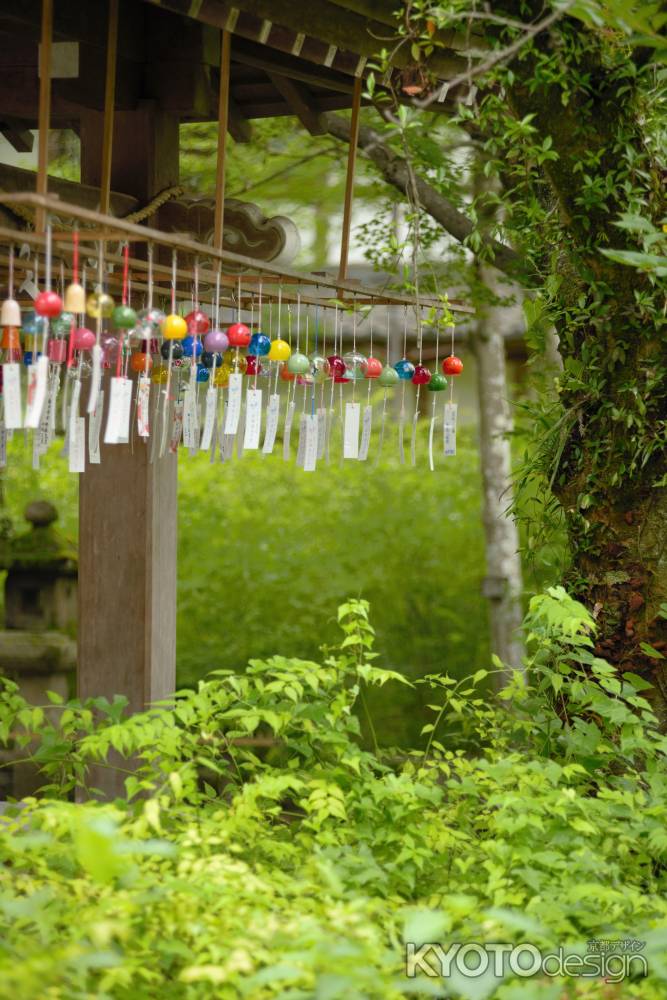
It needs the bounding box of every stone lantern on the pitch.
[0,501,77,798]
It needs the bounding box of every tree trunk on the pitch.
[472,265,526,677]
[495,4,667,719]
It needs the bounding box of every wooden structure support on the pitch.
[337,75,362,284]
[0,192,473,314]
[35,0,53,232]
[214,29,231,252]
[99,0,119,217]
[77,108,179,798]
[268,73,326,135]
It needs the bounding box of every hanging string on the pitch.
[273,285,282,396]
[374,307,391,469]
[190,259,199,371]
[312,302,318,417]
[164,250,177,419]
[211,265,221,385]
[338,306,344,435]
[411,304,424,466]
[44,221,52,292]
[400,305,407,446]
[72,227,79,286]
[328,304,338,420]
[145,245,153,378]
[116,243,130,379]
[428,314,441,473]
[8,244,14,299]
[319,300,327,412]
[286,302,295,411]
[234,276,242,372]
[88,240,104,364]
[296,293,301,352]
[123,272,132,382]
[350,298,358,404]
[254,280,262,390]
[302,312,309,415]
[402,304,408,359]
[121,242,129,306]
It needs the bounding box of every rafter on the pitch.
[267,73,326,134]
[142,0,468,78]
[0,123,34,153]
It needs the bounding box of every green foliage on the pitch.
[0,423,490,747]
[1,596,667,998]
[176,428,488,746]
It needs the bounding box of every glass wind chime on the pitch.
[0,230,465,473]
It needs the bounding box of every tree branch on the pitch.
[321,111,529,283]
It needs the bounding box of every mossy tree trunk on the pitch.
[495,5,667,718]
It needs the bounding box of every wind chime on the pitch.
[0,242,464,474]
[0,6,467,475]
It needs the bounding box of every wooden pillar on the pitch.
[337,75,362,284]
[35,0,53,233]
[213,29,231,252]
[78,104,179,797]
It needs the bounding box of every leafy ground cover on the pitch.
[1,592,666,999]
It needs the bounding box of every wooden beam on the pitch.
[338,75,361,285]
[267,73,326,135]
[141,0,468,78]
[0,0,144,58]
[100,0,119,217]
[214,29,231,251]
[230,35,355,94]
[227,95,253,142]
[0,124,34,153]
[0,233,474,315]
[0,161,138,216]
[323,0,484,51]
[0,191,474,312]
[35,0,52,233]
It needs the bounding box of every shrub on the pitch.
[4,425,489,747]
[1,592,667,998]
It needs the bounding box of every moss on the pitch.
[1,526,77,572]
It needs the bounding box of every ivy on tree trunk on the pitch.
[469,2,667,717]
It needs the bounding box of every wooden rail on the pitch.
[0,192,474,313]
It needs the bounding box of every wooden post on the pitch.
[78,105,179,799]
[100,0,119,217]
[337,75,362,284]
[213,29,231,251]
[35,0,53,233]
